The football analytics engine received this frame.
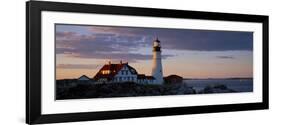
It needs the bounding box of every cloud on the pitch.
[55,31,146,52]
[163,30,253,51]
[216,56,235,59]
[88,26,140,36]
[55,30,172,62]
[55,24,253,62]
[69,52,172,62]
[86,25,253,51]
[56,64,100,69]
[56,31,76,37]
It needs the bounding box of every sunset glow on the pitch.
[56,24,253,80]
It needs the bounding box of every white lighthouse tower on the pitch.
[152,38,164,84]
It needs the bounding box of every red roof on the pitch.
[165,75,183,79]
[137,74,146,79]
[146,76,155,80]
[78,75,90,80]
[137,74,155,80]
[93,63,138,80]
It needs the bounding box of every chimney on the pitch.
[120,60,122,64]
[108,61,111,65]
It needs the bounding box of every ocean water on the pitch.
[184,79,253,92]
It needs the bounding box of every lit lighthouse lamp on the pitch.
[152,38,164,84]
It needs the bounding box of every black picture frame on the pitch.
[26,1,269,124]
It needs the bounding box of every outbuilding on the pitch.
[164,75,183,84]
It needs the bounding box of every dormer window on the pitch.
[102,70,110,74]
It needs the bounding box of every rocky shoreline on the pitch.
[56,81,237,100]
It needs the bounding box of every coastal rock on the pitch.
[199,84,236,94]
[56,81,196,100]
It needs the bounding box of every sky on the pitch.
[55,24,253,80]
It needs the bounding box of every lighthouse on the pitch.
[152,38,164,84]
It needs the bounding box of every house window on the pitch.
[102,70,110,74]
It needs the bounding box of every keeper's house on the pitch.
[93,61,155,84]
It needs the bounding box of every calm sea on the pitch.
[183,79,253,92]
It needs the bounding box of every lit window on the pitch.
[102,70,110,74]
